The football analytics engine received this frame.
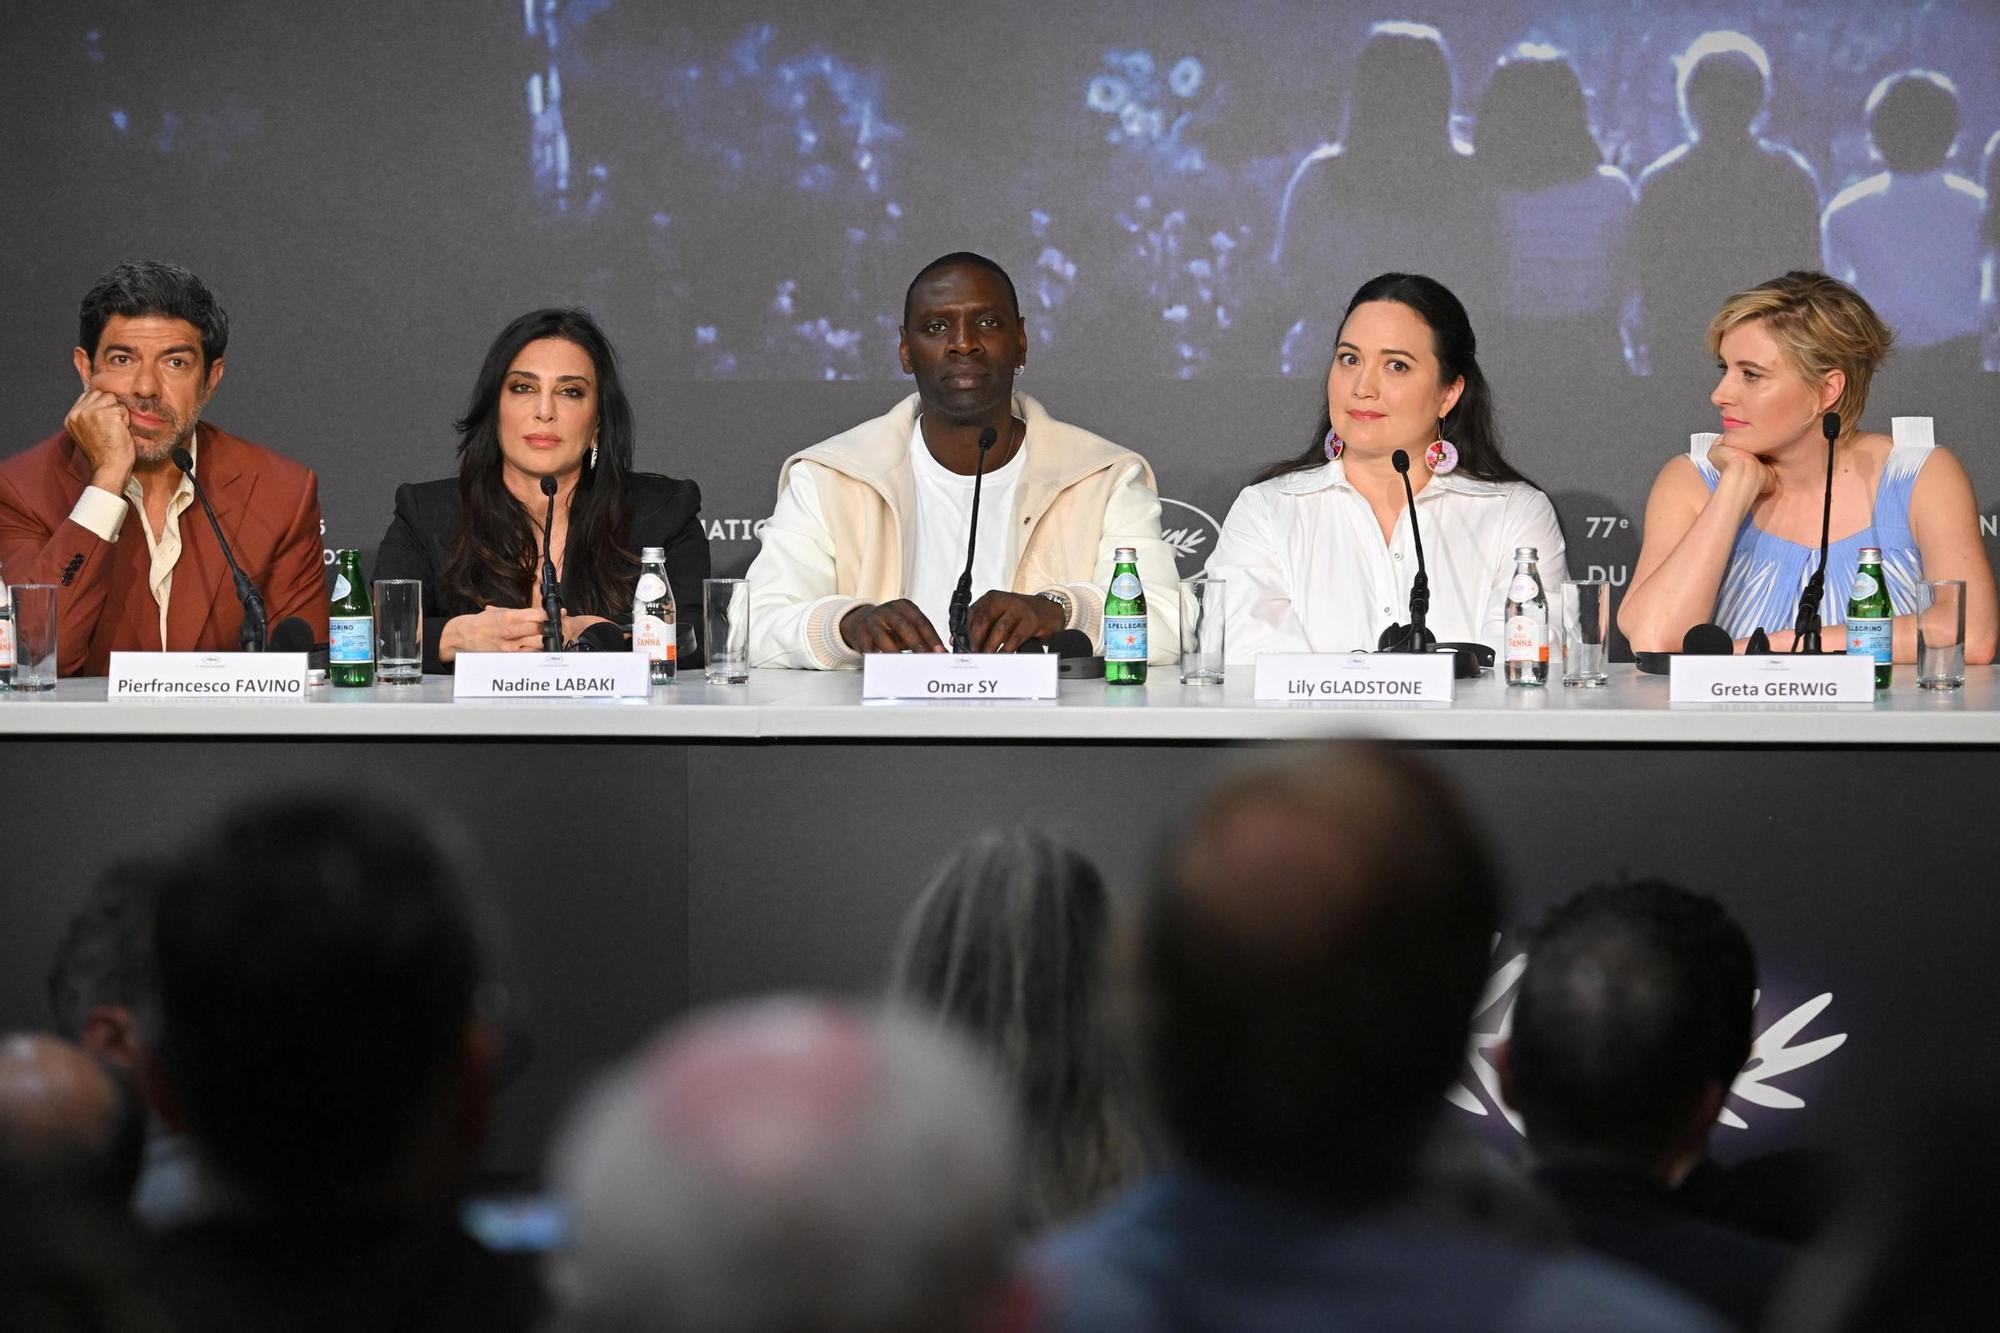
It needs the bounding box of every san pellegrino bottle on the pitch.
[328,548,374,687]
[1846,545,1893,689]
[0,557,13,689]
[1104,546,1148,686]
[1504,546,1549,687]
[633,546,676,684]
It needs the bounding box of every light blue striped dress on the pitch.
[1689,416,1935,639]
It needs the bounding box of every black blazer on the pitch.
[374,472,709,673]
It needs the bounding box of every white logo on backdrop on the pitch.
[1160,497,1221,579]
[1448,943,1849,1134]
[707,518,771,542]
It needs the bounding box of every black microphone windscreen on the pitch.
[1391,449,1410,474]
[572,622,628,652]
[1048,628,1093,659]
[540,475,558,497]
[978,426,997,449]
[1822,412,1841,440]
[169,446,195,475]
[269,617,315,653]
[1682,623,1734,655]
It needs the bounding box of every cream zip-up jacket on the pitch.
[746,393,1181,669]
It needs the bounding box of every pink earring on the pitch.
[1425,436,1458,475]
[1323,428,1345,462]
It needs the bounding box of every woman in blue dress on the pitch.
[1620,271,1995,662]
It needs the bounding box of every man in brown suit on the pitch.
[0,261,328,676]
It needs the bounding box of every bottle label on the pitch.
[329,616,373,664]
[634,613,676,663]
[1850,570,1881,602]
[1505,614,1548,663]
[1110,572,1142,600]
[635,572,667,603]
[1847,617,1892,665]
[0,615,13,670]
[1105,615,1148,662]
[331,573,351,601]
[1508,572,1539,602]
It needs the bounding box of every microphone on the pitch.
[170,446,267,652]
[1375,448,1435,653]
[539,475,562,653]
[1016,628,1093,657]
[570,621,628,652]
[269,616,315,653]
[1791,412,1840,655]
[947,425,1000,653]
[1682,623,1734,655]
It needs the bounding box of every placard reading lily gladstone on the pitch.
[1253,652,1456,703]
[452,651,650,700]
[109,652,310,700]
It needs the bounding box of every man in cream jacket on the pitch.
[746,252,1179,670]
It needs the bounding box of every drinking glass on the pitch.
[9,584,57,691]
[703,578,750,684]
[1561,579,1608,687]
[1179,577,1225,685]
[1917,578,1966,690]
[372,579,424,683]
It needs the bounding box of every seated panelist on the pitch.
[745,251,1179,668]
[0,261,329,676]
[374,308,707,672]
[1619,271,1996,660]
[1207,272,1567,662]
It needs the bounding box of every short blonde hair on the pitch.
[1707,271,1895,431]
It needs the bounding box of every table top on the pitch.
[3,664,1997,744]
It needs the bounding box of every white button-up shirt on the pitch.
[1205,460,1569,662]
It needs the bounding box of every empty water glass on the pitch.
[1561,579,1608,687]
[1917,578,1966,690]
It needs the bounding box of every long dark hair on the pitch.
[444,308,637,616]
[1257,272,1533,487]
[1474,46,1606,191]
[888,829,1148,1231]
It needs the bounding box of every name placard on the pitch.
[109,651,310,701]
[862,652,1059,701]
[1254,652,1456,702]
[1669,653,1877,703]
[453,651,651,700]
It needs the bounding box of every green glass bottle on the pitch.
[1845,545,1893,690]
[328,548,374,687]
[1103,545,1148,686]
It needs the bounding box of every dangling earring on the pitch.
[589,436,599,470]
[1323,427,1345,462]
[1424,420,1458,476]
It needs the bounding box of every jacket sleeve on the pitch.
[1073,461,1181,665]
[657,480,711,668]
[374,482,452,673]
[1205,484,1312,663]
[0,468,123,677]
[262,470,332,644]
[744,463,864,670]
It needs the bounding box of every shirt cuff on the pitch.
[1065,581,1105,651]
[805,596,866,669]
[68,485,127,543]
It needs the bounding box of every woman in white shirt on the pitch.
[1208,272,1568,661]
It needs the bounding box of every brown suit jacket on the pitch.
[0,423,329,676]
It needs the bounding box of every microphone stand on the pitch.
[947,425,999,653]
[1377,449,1435,653]
[1790,412,1840,655]
[170,446,267,651]
[539,475,563,653]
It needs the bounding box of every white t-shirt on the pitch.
[907,419,1025,646]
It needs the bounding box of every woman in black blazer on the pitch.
[376,308,708,672]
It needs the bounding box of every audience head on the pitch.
[1676,31,1771,141]
[145,793,491,1213]
[447,306,637,617]
[1503,880,1755,1181]
[47,858,159,1071]
[1707,271,1894,441]
[1341,21,1457,164]
[76,259,228,373]
[1475,44,1604,191]
[889,829,1142,1228]
[0,1033,145,1210]
[1865,70,1960,176]
[553,997,1021,1333]
[1132,741,1498,1200]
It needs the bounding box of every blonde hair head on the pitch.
[1706,271,1895,432]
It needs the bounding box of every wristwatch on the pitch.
[1038,588,1074,627]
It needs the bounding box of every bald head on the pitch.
[555,998,1017,1333]
[1137,743,1498,1197]
[0,1033,143,1206]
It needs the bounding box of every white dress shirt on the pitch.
[68,436,199,649]
[1205,459,1569,663]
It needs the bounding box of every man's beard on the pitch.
[124,398,199,464]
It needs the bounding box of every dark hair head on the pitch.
[888,829,1144,1228]
[1867,70,1960,175]
[1135,742,1498,1199]
[1341,21,1457,164]
[1678,31,1770,140]
[1475,45,1605,190]
[1507,880,1756,1166]
[149,794,483,1202]
[1259,273,1532,487]
[77,261,227,370]
[902,252,1020,327]
[445,308,638,618]
[46,860,158,1042]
